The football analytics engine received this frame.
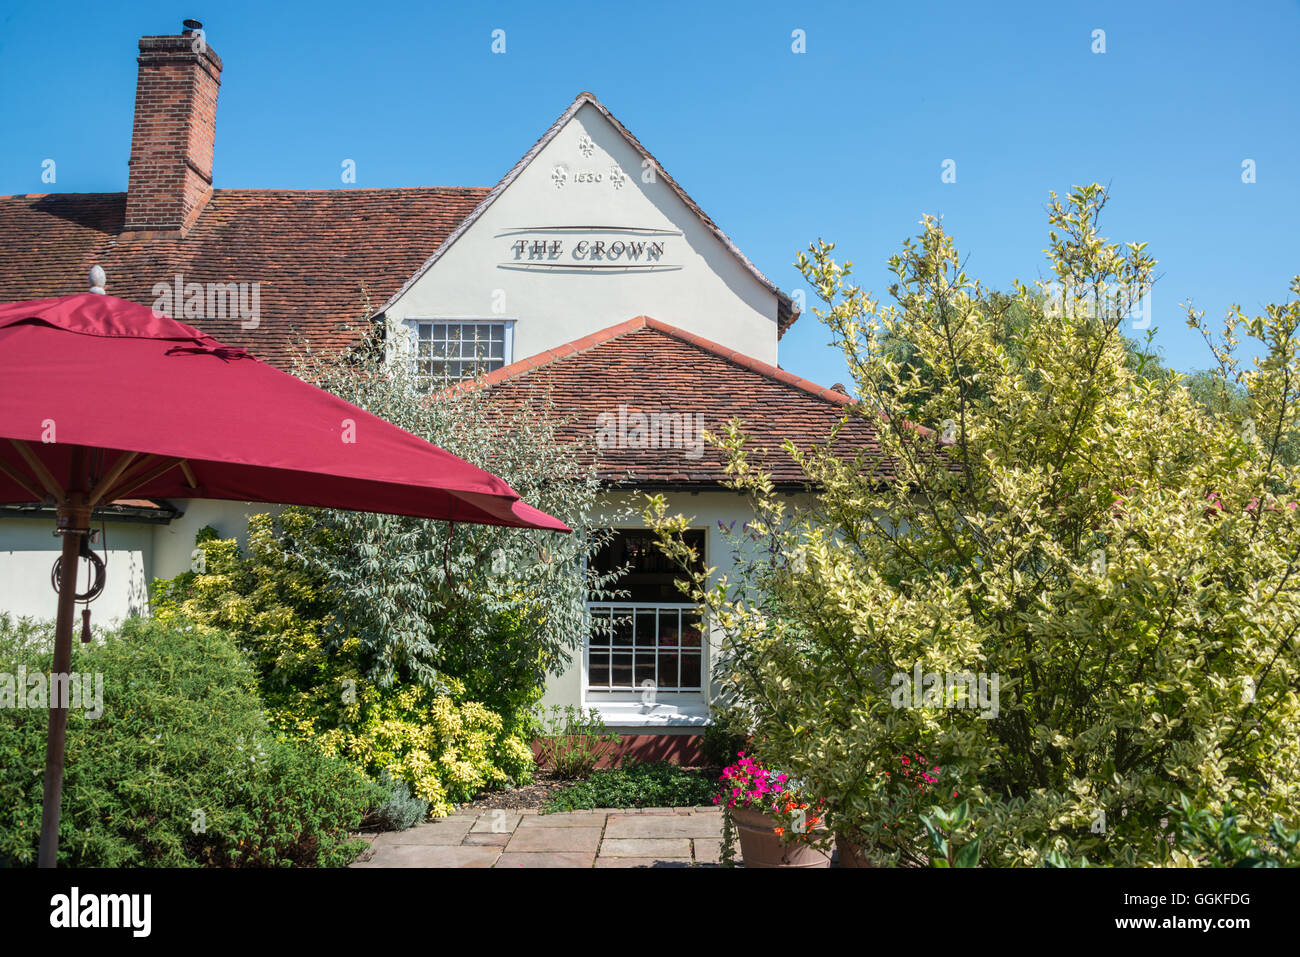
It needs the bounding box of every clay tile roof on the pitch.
[468,317,895,486]
[0,187,488,368]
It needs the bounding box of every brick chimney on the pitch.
[124,20,222,235]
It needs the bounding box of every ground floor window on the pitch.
[586,529,704,693]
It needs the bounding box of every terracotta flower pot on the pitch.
[731,806,832,868]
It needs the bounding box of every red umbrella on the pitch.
[0,290,569,867]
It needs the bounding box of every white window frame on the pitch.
[585,601,705,693]
[404,318,515,382]
[581,527,709,727]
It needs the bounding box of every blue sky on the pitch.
[1,0,1296,385]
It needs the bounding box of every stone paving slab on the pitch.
[594,857,693,868]
[517,811,608,827]
[505,826,603,854]
[471,810,522,834]
[603,814,723,840]
[496,852,597,868]
[693,838,722,864]
[599,838,693,858]
[350,843,500,868]
[369,817,475,846]
[355,806,727,867]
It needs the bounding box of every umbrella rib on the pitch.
[102,454,164,498]
[8,440,65,500]
[0,453,46,501]
[106,456,186,501]
[87,451,140,508]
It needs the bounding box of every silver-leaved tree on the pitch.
[289,333,626,709]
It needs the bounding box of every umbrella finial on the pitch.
[88,265,106,295]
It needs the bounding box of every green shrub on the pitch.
[152,517,537,817]
[543,762,717,813]
[534,705,619,780]
[649,185,1300,866]
[1170,795,1300,868]
[0,615,377,867]
[700,705,750,767]
[366,771,428,832]
[277,670,534,817]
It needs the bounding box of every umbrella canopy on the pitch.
[0,291,568,867]
[0,293,568,530]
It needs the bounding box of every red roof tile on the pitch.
[0,187,487,368]
[465,317,894,486]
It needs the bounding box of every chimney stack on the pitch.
[123,20,222,235]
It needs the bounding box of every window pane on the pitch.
[611,652,633,687]
[589,607,611,647]
[611,609,634,646]
[589,529,705,603]
[657,609,679,646]
[635,611,656,648]
[681,613,702,647]
[680,652,701,688]
[657,651,680,689]
[634,653,656,686]
[589,652,610,688]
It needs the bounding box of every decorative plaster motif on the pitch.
[577,133,595,157]
[551,164,568,189]
[608,165,628,189]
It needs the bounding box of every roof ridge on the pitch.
[639,319,853,407]
[0,186,492,202]
[0,192,123,201]
[459,316,854,408]
[210,186,492,195]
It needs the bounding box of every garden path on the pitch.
[349,807,723,867]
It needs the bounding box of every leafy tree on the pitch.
[151,338,627,813]
[286,337,624,698]
[649,184,1300,865]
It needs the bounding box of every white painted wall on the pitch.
[386,102,780,366]
[0,501,282,625]
[0,518,153,625]
[151,499,280,579]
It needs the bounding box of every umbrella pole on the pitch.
[37,448,89,869]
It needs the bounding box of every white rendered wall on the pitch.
[0,518,153,625]
[386,103,780,366]
[151,499,282,579]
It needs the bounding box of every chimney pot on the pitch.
[182,19,203,35]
